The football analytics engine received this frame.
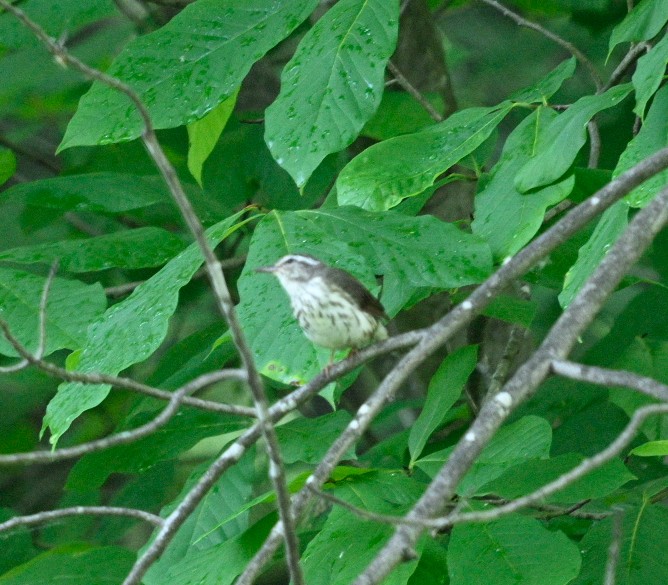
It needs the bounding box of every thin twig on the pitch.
[0,321,253,416]
[480,0,603,91]
[604,510,624,585]
[602,42,650,92]
[587,120,601,168]
[115,328,426,583]
[238,144,668,585]
[0,506,164,534]
[105,258,246,297]
[387,61,444,122]
[0,5,302,579]
[436,404,668,529]
[351,184,668,585]
[0,262,58,373]
[552,360,668,402]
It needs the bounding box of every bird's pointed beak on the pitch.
[255,264,277,274]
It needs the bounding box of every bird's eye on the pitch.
[284,258,295,264]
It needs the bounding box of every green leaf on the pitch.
[615,85,668,207]
[408,345,478,465]
[631,440,668,456]
[0,227,186,272]
[302,472,425,585]
[481,294,537,327]
[265,0,399,187]
[59,0,319,149]
[0,510,36,574]
[276,411,355,464]
[509,57,577,104]
[482,454,635,503]
[559,201,629,307]
[42,211,257,445]
[336,102,514,210]
[0,147,16,187]
[362,91,444,141]
[632,33,668,119]
[472,108,575,260]
[238,207,492,385]
[0,545,135,585]
[187,89,239,186]
[608,0,668,57]
[515,84,633,192]
[448,515,581,585]
[573,503,668,585]
[1,173,171,213]
[0,0,115,50]
[0,268,105,358]
[415,416,552,496]
[141,447,258,582]
[66,409,248,490]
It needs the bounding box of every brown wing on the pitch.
[325,266,388,320]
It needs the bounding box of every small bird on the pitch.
[256,254,388,360]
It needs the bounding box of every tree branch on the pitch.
[551,360,668,402]
[0,506,164,533]
[479,0,603,91]
[351,183,668,585]
[0,4,303,580]
[238,143,668,585]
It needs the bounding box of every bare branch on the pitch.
[480,0,603,91]
[386,60,444,122]
[0,320,253,417]
[0,261,58,373]
[352,184,668,585]
[239,145,668,585]
[0,506,164,534]
[604,510,624,585]
[436,404,668,529]
[552,360,668,402]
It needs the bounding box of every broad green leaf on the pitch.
[509,57,577,104]
[0,227,185,272]
[145,516,273,585]
[0,545,135,585]
[448,515,581,585]
[0,147,16,186]
[515,84,632,192]
[187,89,239,186]
[559,201,629,307]
[0,268,105,358]
[573,503,668,585]
[43,211,257,445]
[482,454,635,503]
[415,416,552,496]
[631,440,668,456]
[408,345,478,465]
[141,447,257,583]
[617,85,668,207]
[472,108,575,259]
[60,0,320,149]
[632,33,668,119]
[608,0,668,57]
[66,409,248,490]
[0,0,115,50]
[276,411,355,464]
[237,207,492,385]
[482,295,537,327]
[265,0,399,187]
[336,102,515,210]
[302,472,425,585]
[362,91,444,141]
[0,173,171,213]
[0,510,35,574]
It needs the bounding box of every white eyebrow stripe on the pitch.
[282,254,320,266]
